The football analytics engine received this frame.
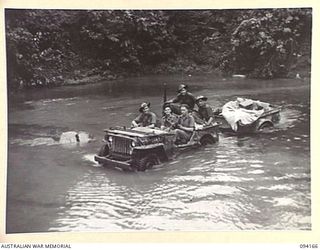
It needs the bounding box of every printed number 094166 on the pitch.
[300,244,318,249]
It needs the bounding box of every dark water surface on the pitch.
[6,74,310,232]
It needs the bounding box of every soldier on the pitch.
[167,84,196,114]
[174,104,195,144]
[195,95,215,126]
[131,102,157,128]
[161,105,178,131]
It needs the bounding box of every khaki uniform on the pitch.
[174,114,195,144]
[133,112,157,127]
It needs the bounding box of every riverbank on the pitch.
[8,46,311,91]
[60,58,311,90]
[62,59,221,86]
[46,42,313,89]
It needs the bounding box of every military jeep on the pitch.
[94,124,219,171]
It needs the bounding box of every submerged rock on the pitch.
[59,131,94,145]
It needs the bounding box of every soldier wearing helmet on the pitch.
[167,84,196,114]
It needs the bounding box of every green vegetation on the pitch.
[5,9,312,90]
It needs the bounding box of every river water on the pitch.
[6,74,311,233]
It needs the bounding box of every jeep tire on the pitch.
[136,154,160,171]
[98,144,109,157]
[256,121,274,132]
[200,135,216,146]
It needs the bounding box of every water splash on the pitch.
[10,138,58,146]
[276,108,303,130]
[82,154,101,167]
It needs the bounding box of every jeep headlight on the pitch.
[131,140,136,147]
[107,135,113,143]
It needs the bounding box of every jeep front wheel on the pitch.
[98,144,109,157]
[136,154,160,171]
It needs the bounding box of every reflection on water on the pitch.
[7,75,310,232]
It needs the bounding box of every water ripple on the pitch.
[47,104,310,231]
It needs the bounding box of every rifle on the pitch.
[163,82,167,103]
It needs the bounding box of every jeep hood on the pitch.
[104,127,169,138]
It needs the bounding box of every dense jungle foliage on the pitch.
[5,8,312,90]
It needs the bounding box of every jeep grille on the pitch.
[111,136,132,155]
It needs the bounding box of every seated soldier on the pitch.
[131,102,157,128]
[167,84,196,114]
[174,104,195,144]
[161,105,178,131]
[194,95,215,126]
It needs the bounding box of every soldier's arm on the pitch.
[206,117,214,126]
[132,114,142,127]
[171,95,180,103]
[146,113,157,128]
[205,106,215,125]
